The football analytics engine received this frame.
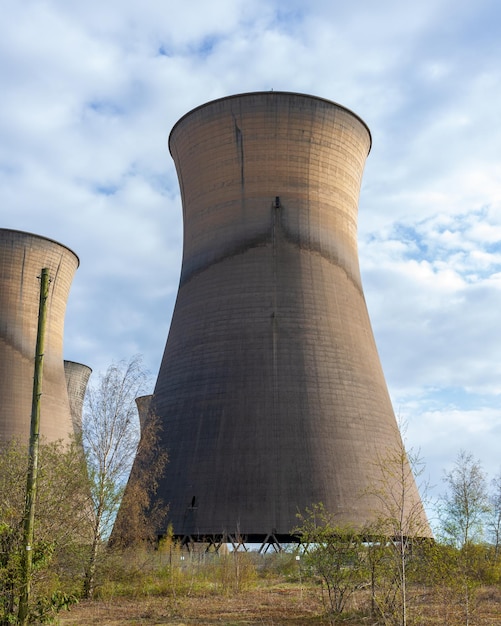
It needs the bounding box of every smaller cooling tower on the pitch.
[135,395,153,433]
[64,361,92,436]
[0,229,79,444]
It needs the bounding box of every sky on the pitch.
[1,0,500,524]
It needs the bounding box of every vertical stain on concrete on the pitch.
[20,248,26,302]
[234,119,244,188]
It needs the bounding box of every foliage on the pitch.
[0,438,91,624]
[294,503,369,619]
[208,552,258,594]
[82,356,148,539]
[365,428,431,626]
[87,544,258,601]
[436,451,493,625]
[33,591,78,624]
[110,412,168,548]
[438,450,490,548]
[53,578,501,625]
[421,539,493,626]
[81,355,168,598]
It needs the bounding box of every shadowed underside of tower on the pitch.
[129,92,430,542]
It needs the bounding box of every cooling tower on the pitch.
[0,229,79,444]
[64,361,92,436]
[137,92,430,543]
[135,395,153,432]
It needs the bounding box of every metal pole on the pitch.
[18,268,51,625]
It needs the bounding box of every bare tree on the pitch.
[487,469,501,558]
[365,424,431,626]
[438,450,491,626]
[82,355,150,598]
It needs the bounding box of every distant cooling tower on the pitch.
[64,361,92,436]
[135,395,153,432]
[128,92,430,545]
[0,229,79,444]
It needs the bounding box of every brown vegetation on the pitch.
[59,578,501,625]
[54,543,501,626]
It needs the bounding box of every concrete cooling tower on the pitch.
[0,229,79,444]
[64,361,92,436]
[128,92,430,546]
[135,395,153,433]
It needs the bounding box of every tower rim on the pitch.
[0,227,80,268]
[64,360,93,373]
[168,91,372,156]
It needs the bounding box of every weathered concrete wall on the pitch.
[0,228,79,444]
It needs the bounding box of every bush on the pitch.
[0,438,92,623]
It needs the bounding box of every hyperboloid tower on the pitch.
[0,229,79,444]
[127,92,430,547]
[64,360,92,436]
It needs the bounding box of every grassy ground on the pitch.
[59,582,501,625]
[59,583,328,625]
[55,548,501,625]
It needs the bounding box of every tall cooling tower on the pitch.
[0,229,79,444]
[141,92,429,543]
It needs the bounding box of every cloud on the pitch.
[1,0,501,501]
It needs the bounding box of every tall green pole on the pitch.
[18,268,51,625]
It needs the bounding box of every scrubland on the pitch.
[58,548,501,625]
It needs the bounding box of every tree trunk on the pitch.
[83,505,102,598]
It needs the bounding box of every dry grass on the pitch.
[56,548,501,625]
[60,583,328,625]
[59,583,501,625]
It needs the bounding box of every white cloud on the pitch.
[1,0,501,495]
